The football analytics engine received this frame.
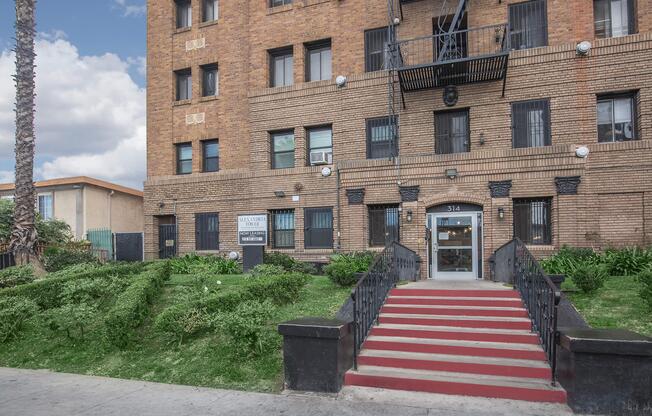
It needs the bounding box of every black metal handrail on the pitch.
[351,241,419,370]
[510,238,560,385]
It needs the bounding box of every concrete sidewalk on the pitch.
[0,367,577,416]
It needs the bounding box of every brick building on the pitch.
[145,0,652,279]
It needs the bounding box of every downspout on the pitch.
[336,165,342,250]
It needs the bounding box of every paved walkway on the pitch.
[0,367,578,416]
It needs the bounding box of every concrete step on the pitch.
[375,323,536,335]
[379,315,533,330]
[381,305,528,318]
[390,289,521,298]
[369,326,541,345]
[386,296,525,308]
[344,365,566,403]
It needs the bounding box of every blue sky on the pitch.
[0,1,147,189]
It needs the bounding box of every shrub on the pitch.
[324,251,375,286]
[46,303,98,341]
[0,297,38,342]
[323,261,359,286]
[636,268,652,310]
[170,253,241,275]
[246,273,309,305]
[603,247,652,276]
[43,246,100,273]
[248,264,286,278]
[104,262,170,347]
[153,303,210,346]
[540,245,601,276]
[263,252,317,274]
[0,265,35,289]
[215,300,276,356]
[571,263,608,294]
[60,275,129,308]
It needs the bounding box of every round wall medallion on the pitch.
[443,86,459,107]
[321,167,332,177]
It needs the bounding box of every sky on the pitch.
[0,0,147,189]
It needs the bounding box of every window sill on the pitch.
[199,20,219,29]
[267,4,293,15]
[199,95,219,103]
[174,27,192,35]
[173,99,192,107]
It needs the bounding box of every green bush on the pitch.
[603,247,652,276]
[636,268,652,310]
[104,262,170,348]
[263,252,317,274]
[43,246,100,273]
[153,303,210,346]
[0,263,144,310]
[61,275,130,308]
[0,297,38,342]
[170,253,241,275]
[248,264,286,278]
[323,261,359,286]
[324,251,375,286]
[0,265,35,289]
[246,273,309,305]
[215,300,276,356]
[571,263,608,294]
[46,303,98,341]
[540,246,601,276]
[1,199,73,245]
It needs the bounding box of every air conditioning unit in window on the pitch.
[310,151,332,165]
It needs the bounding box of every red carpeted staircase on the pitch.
[344,287,567,403]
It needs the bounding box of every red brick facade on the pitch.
[146,0,652,278]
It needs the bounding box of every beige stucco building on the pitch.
[0,177,144,240]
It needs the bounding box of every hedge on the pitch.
[0,263,145,310]
[104,261,171,348]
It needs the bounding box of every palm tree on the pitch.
[10,0,41,270]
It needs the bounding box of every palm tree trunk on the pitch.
[10,0,41,270]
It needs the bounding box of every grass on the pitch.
[0,273,350,392]
[562,275,652,337]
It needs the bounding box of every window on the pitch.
[509,0,547,50]
[195,212,219,250]
[307,126,333,165]
[271,130,295,169]
[37,194,53,220]
[365,27,388,72]
[368,204,400,247]
[512,99,551,148]
[366,116,397,159]
[176,0,192,29]
[175,69,192,101]
[176,143,192,174]
[305,40,332,82]
[270,0,292,6]
[202,0,218,22]
[269,47,293,87]
[513,198,552,245]
[435,110,469,154]
[201,64,218,97]
[202,140,219,172]
[594,0,635,38]
[304,207,333,249]
[597,94,637,142]
[270,209,295,248]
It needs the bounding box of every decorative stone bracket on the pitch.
[555,176,581,195]
[399,185,420,202]
[345,188,365,205]
[488,180,512,198]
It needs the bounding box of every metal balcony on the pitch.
[394,23,510,93]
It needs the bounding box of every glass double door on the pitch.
[429,213,480,280]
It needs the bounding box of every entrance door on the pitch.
[158,217,177,259]
[430,213,479,280]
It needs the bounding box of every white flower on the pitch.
[204,286,209,292]
[216,280,222,285]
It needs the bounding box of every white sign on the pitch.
[438,232,450,241]
[238,214,268,246]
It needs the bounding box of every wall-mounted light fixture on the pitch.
[498,207,505,220]
[406,209,413,223]
[479,133,485,146]
[445,168,458,180]
[274,190,286,198]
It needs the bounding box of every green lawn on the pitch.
[562,276,652,337]
[0,273,350,392]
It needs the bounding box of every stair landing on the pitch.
[344,280,567,404]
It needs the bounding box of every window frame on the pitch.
[270,130,295,169]
[596,92,638,143]
[364,27,389,72]
[368,204,400,247]
[508,0,548,50]
[434,109,470,154]
[202,139,219,172]
[176,142,193,175]
[593,0,636,38]
[269,47,294,88]
[269,209,295,249]
[175,0,192,29]
[304,207,334,249]
[269,0,292,7]
[37,193,54,220]
[305,39,332,82]
[511,99,552,148]
[202,0,218,22]
[195,212,219,251]
[175,68,192,101]
[366,116,398,159]
[513,197,552,245]
[201,63,218,97]
[306,125,333,166]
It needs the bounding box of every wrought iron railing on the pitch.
[505,238,560,384]
[395,23,510,68]
[351,241,419,369]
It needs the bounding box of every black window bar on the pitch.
[435,110,469,154]
[304,207,333,249]
[195,212,219,251]
[509,0,548,50]
[513,197,552,245]
[512,99,551,148]
[366,116,398,159]
[270,209,295,249]
[368,204,400,247]
[364,27,389,72]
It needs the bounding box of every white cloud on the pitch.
[127,56,147,77]
[0,171,13,183]
[114,0,146,17]
[0,37,146,189]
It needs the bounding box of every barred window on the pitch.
[512,99,551,148]
[270,209,295,249]
[364,27,388,72]
[368,204,400,247]
[195,212,219,250]
[366,116,397,159]
[435,110,469,154]
[513,198,551,245]
[304,207,333,249]
[509,0,548,50]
